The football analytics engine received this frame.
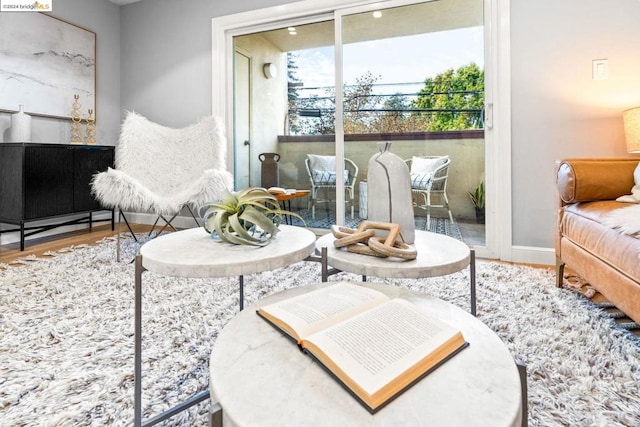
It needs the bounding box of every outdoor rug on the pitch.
[1,237,639,426]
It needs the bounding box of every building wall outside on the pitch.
[277,137,484,220]
[234,34,289,187]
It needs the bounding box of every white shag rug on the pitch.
[1,237,639,426]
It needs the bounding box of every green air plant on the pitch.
[201,187,304,246]
[467,180,485,209]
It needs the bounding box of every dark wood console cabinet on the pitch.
[0,143,115,250]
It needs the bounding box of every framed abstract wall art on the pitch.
[0,13,96,120]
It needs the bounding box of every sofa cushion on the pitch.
[556,158,638,203]
[561,201,640,283]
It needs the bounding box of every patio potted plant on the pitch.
[467,180,485,224]
[201,187,303,246]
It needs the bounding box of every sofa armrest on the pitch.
[556,158,638,204]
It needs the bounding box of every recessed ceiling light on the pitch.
[289,31,297,35]
[372,11,382,18]
[288,27,296,32]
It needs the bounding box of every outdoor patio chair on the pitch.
[404,155,454,229]
[91,111,233,261]
[305,154,358,219]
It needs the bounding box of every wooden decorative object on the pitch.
[85,108,96,145]
[70,94,83,144]
[332,221,417,260]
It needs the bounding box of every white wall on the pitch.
[119,0,292,128]
[234,34,288,186]
[510,0,640,248]
[0,0,121,145]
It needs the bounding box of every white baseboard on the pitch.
[510,245,555,266]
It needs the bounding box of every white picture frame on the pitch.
[0,13,96,120]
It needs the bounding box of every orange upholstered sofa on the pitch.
[555,158,640,324]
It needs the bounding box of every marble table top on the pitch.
[139,225,316,278]
[210,282,522,427]
[315,229,470,278]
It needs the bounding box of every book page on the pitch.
[257,282,389,340]
[304,299,463,397]
[267,187,286,194]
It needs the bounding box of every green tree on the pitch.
[376,93,419,133]
[412,62,484,131]
[343,72,382,134]
[287,52,303,134]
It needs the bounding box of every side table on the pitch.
[269,189,310,224]
[315,230,476,315]
[210,282,522,426]
[134,225,316,427]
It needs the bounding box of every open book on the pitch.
[267,187,296,195]
[256,282,468,413]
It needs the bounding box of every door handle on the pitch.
[244,140,250,146]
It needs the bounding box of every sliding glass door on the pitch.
[337,0,485,241]
[227,0,487,246]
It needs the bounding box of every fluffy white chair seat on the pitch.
[92,112,233,217]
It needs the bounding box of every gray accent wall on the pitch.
[0,0,121,145]
[119,0,292,127]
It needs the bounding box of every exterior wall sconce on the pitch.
[623,107,640,153]
[263,63,277,79]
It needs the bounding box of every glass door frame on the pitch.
[211,0,511,261]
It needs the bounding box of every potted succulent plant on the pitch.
[467,180,485,224]
[201,187,303,246]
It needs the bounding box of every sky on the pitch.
[293,26,484,95]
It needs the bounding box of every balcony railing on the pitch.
[275,131,484,222]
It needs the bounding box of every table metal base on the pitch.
[134,244,476,425]
[307,247,477,316]
[135,256,233,427]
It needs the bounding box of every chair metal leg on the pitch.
[443,192,455,223]
[348,188,355,219]
[117,211,121,263]
[186,205,200,227]
[426,191,432,230]
[147,216,161,237]
[156,213,180,235]
[311,187,317,219]
[117,211,140,263]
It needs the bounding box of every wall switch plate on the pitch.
[592,59,608,80]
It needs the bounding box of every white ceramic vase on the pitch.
[10,105,32,142]
[366,141,415,244]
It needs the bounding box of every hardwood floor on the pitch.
[0,223,154,264]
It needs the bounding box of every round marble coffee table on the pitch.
[315,230,476,314]
[133,225,316,427]
[209,282,522,427]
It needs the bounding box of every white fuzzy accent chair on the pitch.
[91,112,233,259]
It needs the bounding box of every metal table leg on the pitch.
[134,255,210,427]
[135,255,145,427]
[470,249,477,316]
